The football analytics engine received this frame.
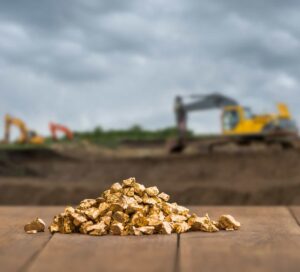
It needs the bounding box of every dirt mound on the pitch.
[0,148,68,162]
[0,158,39,177]
[1,147,300,205]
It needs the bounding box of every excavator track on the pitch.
[169,131,299,153]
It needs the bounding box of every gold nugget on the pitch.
[24,218,46,234]
[48,177,240,236]
[218,215,241,231]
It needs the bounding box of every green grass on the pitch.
[1,125,216,149]
[72,125,193,148]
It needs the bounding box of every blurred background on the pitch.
[1,0,300,205]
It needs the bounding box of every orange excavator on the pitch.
[3,114,44,144]
[49,122,73,141]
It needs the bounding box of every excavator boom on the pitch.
[4,114,28,143]
[49,122,73,141]
[182,93,238,112]
[3,114,44,144]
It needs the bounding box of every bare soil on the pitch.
[1,143,300,205]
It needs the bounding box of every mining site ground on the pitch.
[1,142,300,205]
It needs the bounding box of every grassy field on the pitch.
[0,126,193,149]
[72,125,194,147]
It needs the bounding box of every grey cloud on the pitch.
[0,0,300,136]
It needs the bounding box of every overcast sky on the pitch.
[1,0,300,136]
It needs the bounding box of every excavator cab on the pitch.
[221,106,254,134]
[222,107,240,132]
[28,131,44,144]
[222,104,298,136]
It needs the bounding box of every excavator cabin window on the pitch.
[223,110,239,131]
[243,107,253,120]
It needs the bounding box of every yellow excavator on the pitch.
[3,114,44,144]
[170,93,298,152]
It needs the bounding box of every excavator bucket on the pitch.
[166,138,186,153]
[277,103,291,119]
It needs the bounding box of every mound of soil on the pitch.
[0,148,68,162]
[1,147,300,205]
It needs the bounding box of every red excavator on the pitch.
[49,122,73,141]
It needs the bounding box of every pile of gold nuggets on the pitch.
[49,177,240,236]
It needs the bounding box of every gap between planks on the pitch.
[22,234,54,272]
[288,206,300,227]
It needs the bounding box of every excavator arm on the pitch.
[170,93,238,152]
[175,93,238,136]
[3,114,44,144]
[4,114,28,143]
[49,122,73,141]
[181,93,238,112]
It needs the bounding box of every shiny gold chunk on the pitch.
[24,218,46,234]
[96,196,106,203]
[106,192,122,203]
[160,221,173,234]
[122,177,136,187]
[84,207,100,220]
[173,222,190,233]
[110,182,123,193]
[188,214,219,232]
[112,211,129,223]
[49,215,60,233]
[131,211,148,227]
[78,199,97,209]
[158,192,170,202]
[176,205,189,215]
[142,194,157,205]
[72,212,87,226]
[218,215,241,231]
[138,226,155,235]
[126,203,143,214]
[64,206,75,214]
[133,194,143,203]
[162,203,177,215]
[101,214,112,226]
[102,189,111,199]
[87,221,107,235]
[26,230,38,234]
[123,187,135,197]
[145,186,159,197]
[166,214,187,223]
[133,182,146,196]
[62,216,75,234]
[131,226,143,236]
[147,218,162,228]
[99,202,110,215]
[142,205,150,215]
[110,222,124,235]
[80,221,93,234]
[109,202,124,212]
[49,223,59,234]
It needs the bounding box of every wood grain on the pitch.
[1,206,300,272]
[27,232,177,272]
[290,206,300,226]
[0,206,61,272]
[180,206,300,272]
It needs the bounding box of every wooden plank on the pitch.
[289,206,300,226]
[180,206,300,272]
[28,233,177,272]
[0,206,62,272]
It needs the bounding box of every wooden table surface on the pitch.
[1,206,300,272]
